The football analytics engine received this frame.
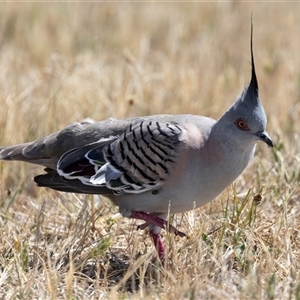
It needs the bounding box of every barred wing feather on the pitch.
[57,120,184,195]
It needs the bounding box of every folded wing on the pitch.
[45,120,185,195]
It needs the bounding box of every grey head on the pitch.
[217,23,273,148]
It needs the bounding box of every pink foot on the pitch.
[130,211,186,237]
[129,211,186,259]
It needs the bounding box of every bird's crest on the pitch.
[221,19,267,130]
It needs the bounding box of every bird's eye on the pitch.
[234,118,250,131]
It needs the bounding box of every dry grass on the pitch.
[0,2,300,299]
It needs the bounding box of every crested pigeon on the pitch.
[0,25,273,259]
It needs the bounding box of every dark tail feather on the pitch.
[34,171,113,195]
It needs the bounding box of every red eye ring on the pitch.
[235,118,250,131]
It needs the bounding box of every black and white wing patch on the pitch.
[57,120,184,195]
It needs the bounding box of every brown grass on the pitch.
[0,2,300,299]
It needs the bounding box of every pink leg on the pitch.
[149,230,165,260]
[130,211,186,237]
[129,211,186,259]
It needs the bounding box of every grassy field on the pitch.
[0,2,300,299]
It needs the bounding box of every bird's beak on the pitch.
[257,131,274,147]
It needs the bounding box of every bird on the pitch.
[0,24,273,259]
